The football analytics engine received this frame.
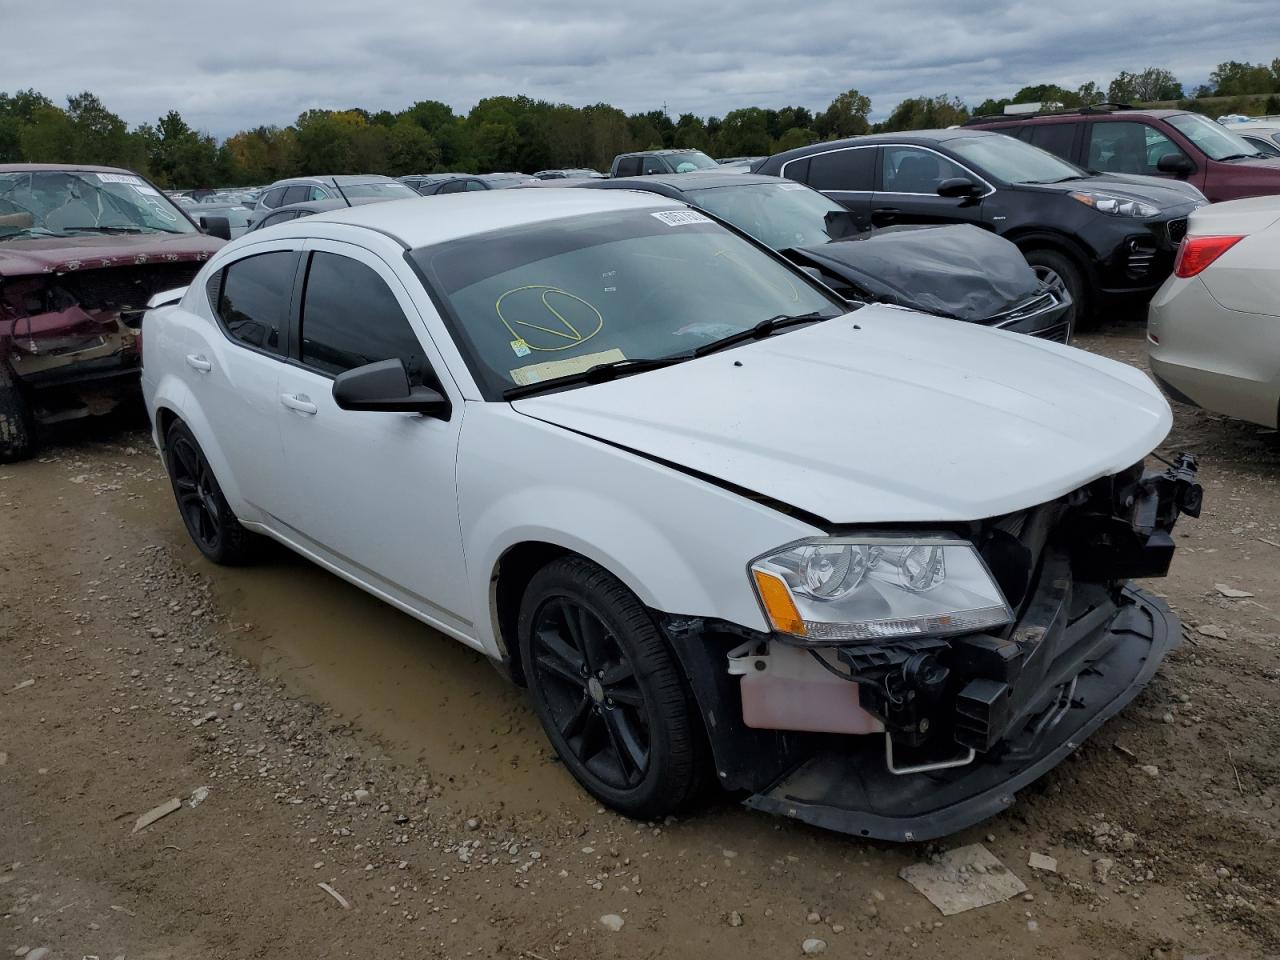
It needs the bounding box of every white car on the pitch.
[1149,196,1280,428]
[142,189,1200,841]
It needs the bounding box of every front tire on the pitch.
[1024,247,1088,332]
[518,556,704,819]
[164,419,258,565]
[0,363,34,463]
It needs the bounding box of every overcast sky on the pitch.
[4,0,1278,137]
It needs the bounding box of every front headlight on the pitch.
[749,537,1012,644]
[1069,191,1160,218]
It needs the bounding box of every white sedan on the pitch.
[1149,195,1280,428]
[142,189,1200,841]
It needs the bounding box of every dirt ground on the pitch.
[2,321,1279,960]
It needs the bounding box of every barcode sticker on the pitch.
[651,210,711,226]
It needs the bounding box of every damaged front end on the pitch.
[661,454,1202,842]
[1,261,203,423]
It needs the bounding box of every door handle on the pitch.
[280,393,318,415]
[873,207,900,220]
[185,354,212,373]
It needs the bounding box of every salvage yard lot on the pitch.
[1,322,1278,959]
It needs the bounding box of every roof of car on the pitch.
[615,149,708,158]
[303,187,682,248]
[266,174,401,188]
[760,128,1001,167]
[0,163,144,175]
[595,171,789,193]
[967,107,1189,126]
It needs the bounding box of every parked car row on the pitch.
[128,178,1204,843]
[751,128,1208,328]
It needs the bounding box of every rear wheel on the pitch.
[519,556,704,819]
[1024,247,1088,333]
[0,363,34,463]
[164,419,258,565]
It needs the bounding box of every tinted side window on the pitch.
[880,146,966,193]
[807,148,875,192]
[282,185,311,205]
[616,157,642,177]
[641,156,668,175]
[438,180,467,194]
[262,187,287,209]
[299,252,428,383]
[1029,123,1079,161]
[464,180,488,191]
[1087,121,1184,175]
[216,251,295,355]
[262,210,300,228]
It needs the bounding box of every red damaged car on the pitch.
[0,164,224,460]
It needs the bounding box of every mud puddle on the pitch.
[113,464,580,815]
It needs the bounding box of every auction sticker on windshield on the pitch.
[510,348,626,386]
[651,210,712,226]
[96,173,146,185]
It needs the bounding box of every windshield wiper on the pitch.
[503,354,695,400]
[692,311,829,358]
[1216,153,1260,162]
[1023,175,1089,184]
[59,225,150,234]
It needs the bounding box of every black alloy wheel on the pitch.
[531,596,651,790]
[164,420,257,565]
[518,556,705,818]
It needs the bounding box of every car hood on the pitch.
[1021,174,1205,209]
[788,224,1044,323]
[0,232,223,278]
[512,306,1171,524]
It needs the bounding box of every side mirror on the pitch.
[1157,153,1194,177]
[823,209,865,240]
[200,215,232,240]
[936,177,981,198]
[332,358,451,417]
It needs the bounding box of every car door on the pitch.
[274,239,473,637]
[189,244,300,525]
[784,145,875,231]
[871,144,987,227]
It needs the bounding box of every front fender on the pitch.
[457,403,822,655]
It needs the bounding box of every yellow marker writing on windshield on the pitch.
[496,285,604,352]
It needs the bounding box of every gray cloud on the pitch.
[4,0,1277,137]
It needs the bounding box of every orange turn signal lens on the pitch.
[752,568,807,636]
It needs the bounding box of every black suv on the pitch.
[609,149,720,177]
[753,129,1206,322]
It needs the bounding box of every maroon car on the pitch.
[967,107,1280,203]
[0,164,224,460]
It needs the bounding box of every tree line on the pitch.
[2,59,1278,188]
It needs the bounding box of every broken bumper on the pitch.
[743,585,1179,842]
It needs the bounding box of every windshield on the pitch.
[668,151,719,173]
[1167,113,1263,160]
[411,208,842,397]
[686,181,849,250]
[341,181,419,200]
[946,135,1086,184]
[0,170,195,238]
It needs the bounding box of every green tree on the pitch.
[717,107,772,156]
[386,120,440,175]
[878,94,969,132]
[772,127,814,152]
[1209,60,1276,96]
[672,113,709,151]
[0,89,54,162]
[814,89,872,138]
[1109,68,1182,103]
